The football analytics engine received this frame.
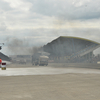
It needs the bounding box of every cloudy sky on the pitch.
[0,0,100,55]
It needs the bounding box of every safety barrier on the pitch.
[1,63,6,70]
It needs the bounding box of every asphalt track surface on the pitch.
[0,63,100,100]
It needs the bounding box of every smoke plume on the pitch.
[6,37,42,55]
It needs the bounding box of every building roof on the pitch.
[0,52,11,61]
[44,36,100,57]
[56,36,100,45]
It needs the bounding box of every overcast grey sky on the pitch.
[0,0,100,55]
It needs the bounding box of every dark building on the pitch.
[43,36,100,63]
[0,52,11,61]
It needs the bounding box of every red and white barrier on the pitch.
[1,63,6,70]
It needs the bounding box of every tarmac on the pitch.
[1,66,100,76]
[0,63,100,100]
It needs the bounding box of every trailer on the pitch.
[39,56,49,66]
[32,54,49,66]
